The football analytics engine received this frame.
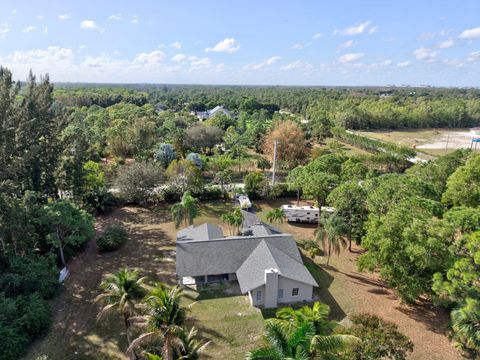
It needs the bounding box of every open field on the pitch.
[24,200,462,360]
[358,128,480,157]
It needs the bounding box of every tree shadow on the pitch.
[395,299,452,335]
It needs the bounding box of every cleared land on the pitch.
[358,128,479,157]
[24,200,462,360]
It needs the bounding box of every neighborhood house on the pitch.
[195,105,233,120]
[176,220,318,308]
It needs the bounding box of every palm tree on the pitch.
[246,302,359,360]
[95,268,147,344]
[221,208,243,235]
[127,283,207,360]
[316,213,348,265]
[451,298,480,353]
[299,240,321,260]
[265,208,285,224]
[171,191,199,229]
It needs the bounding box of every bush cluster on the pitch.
[97,224,128,252]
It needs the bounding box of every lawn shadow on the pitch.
[395,299,452,335]
[302,256,347,321]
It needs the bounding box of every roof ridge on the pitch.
[264,238,304,266]
[238,240,279,271]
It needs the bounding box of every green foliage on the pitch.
[97,223,128,252]
[166,159,204,195]
[244,172,268,200]
[442,153,480,207]
[186,152,203,169]
[265,208,284,224]
[316,213,349,265]
[114,162,164,204]
[451,298,480,354]
[221,208,243,236]
[346,313,414,360]
[257,158,271,172]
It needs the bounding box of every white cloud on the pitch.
[466,51,480,62]
[459,27,480,39]
[58,13,71,20]
[334,21,373,36]
[369,26,379,34]
[43,26,48,34]
[280,60,313,72]
[337,40,355,52]
[171,53,187,62]
[413,47,438,61]
[313,32,322,39]
[244,56,281,70]
[170,41,182,50]
[36,15,44,20]
[205,38,240,53]
[397,60,411,67]
[437,39,455,49]
[8,46,73,64]
[189,56,212,71]
[338,52,364,63]
[134,50,166,64]
[109,13,122,21]
[292,43,304,50]
[0,23,11,39]
[23,26,36,33]
[80,20,105,33]
[130,15,139,24]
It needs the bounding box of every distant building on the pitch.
[176,214,317,308]
[195,105,233,120]
[470,127,480,136]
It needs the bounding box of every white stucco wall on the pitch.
[277,277,313,304]
[248,277,313,307]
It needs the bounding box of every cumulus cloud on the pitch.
[134,50,166,64]
[437,39,455,49]
[369,26,379,34]
[171,53,187,62]
[109,13,122,21]
[336,40,355,52]
[413,47,438,61]
[80,20,105,33]
[459,27,480,39]
[397,60,411,67]
[8,46,73,64]
[313,32,322,39]
[205,38,240,53]
[0,23,11,39]
[334,21,374,36]
[338,52,364,63]
[170,41,182,50]
[280,60,313,72]
[244,56,281,70]
[23,26,36,33]
[58,13,71,20]
[189,56,212,71]
[466,51,480,62]
[130,15,139,24]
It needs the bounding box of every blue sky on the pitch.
[1,0,480,86]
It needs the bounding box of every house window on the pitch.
[278,289,284,299]
[292,288,299,296]
[256,290,262,301]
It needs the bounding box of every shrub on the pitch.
[186,152,203,169]
[244,172,268,199]
[154,143,176,168]
[97,224,128,252]
[114,162,164,204]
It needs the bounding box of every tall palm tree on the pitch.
[95,268,147,344]
[171,191,199,229]
[316,213,348,265]
[221,208,243,235]
[276,302,336,336]
[127,283,207,360]
[266,208,285,224]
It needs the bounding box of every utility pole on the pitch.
[445,134,449,154]
[271,140,278,186]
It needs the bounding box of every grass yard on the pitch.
[24,199,462,360]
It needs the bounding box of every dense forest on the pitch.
[1,68,480,359]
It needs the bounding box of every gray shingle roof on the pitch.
[236,240,318,293]
[176,223,224,242]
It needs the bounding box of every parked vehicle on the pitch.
[237,194,252,210]
[280,204,335,223]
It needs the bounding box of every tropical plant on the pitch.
[97,223,128,252]
[221,208,244,236]
[171,191,199,229]
[246,302,358,359]
[154,143,177,168]
[265,208,284,224]
[451,298,480,354]
[127,284,208,360]
[95,268,147,344]
[299,239,322,259]
[316,213,348,265]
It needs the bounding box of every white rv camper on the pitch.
[281,205,335,223]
